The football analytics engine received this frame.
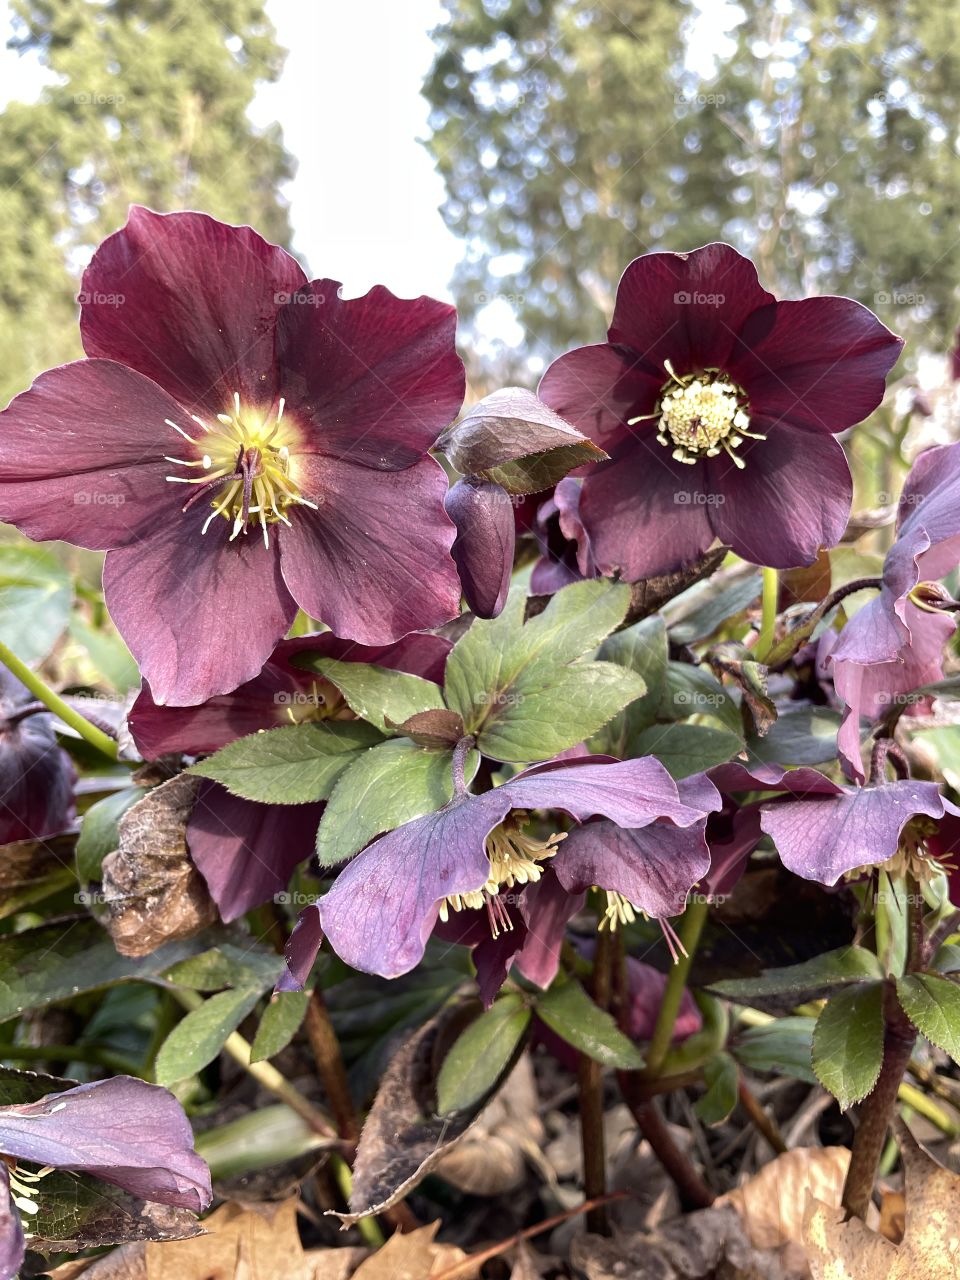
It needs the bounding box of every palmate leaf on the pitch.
[444,579,646,762]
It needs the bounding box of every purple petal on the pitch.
[0,359,187,550]
[103,499,298,707]
[0,670,75,842]
[727,297,903,434]
[0,1167,25,1280]
[0,1077,212,1211]
[80,207,307,419]
[276,283,464,468]
[554,819,712,917]
[706,425,852,568]
[515,873,585,989]
[434,906,529,1007]
[622,958,702,1042]
[444,477,514,618]
[701,804,765,899]
[609,243,776,373]
[279,454,460,644]
[278,904,324,991]
[760,779,951,885]
[578,446,716,581]
[187,782,325,921]
[537,342,661,453]
[276,630,452,684]
[710,761,844,798]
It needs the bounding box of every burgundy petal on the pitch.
[434,907,529,1007]
[278,905,324,992]
[279,455,460,644]
[537,342,661,453]
[0,1167,25,1280]
[103,500,297,707]
[578,446,716,581]
[554,819,712,918]
[515,873,584,989]
[444,477,514,618]
[80,207,307,419]
[0,1076,212,1211]
[276,630,452,685]
[275,282,464,468]
[187,782,324,921]
[609,243,776,374]
[760,779,951,885]
[0,359,187,550]
[706,425,852,567]
[727,297,903,434]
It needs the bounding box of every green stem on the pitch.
[755,566,779,661]
[0,640,118,760]
[0,1041,143,1076]
[329,1157,386,1247]
[643,897,710,1079]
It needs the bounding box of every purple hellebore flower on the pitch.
[0,668,75,845]
[822,440,960,781]
[444,476,515,618]
[280,757,720,988]
[0,207,465,707]
[539,243,903,580]
[528,478,597,595]
[0,1075,211,1280]
[709,761,960,887]
[128,630,451,921]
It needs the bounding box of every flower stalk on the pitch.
[0,639,118,760]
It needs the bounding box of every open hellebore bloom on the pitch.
[528,478,597,595]
[0,668,75,844]
[129,631,451,920]
[280,756,720,988]
[823,440,960,781]
[0,207,465,706]
[539,243,903,580]
[0,1075,211,1280]
[709,761,960,888]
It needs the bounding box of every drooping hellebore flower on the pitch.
[539,243,903,580]
[0,668,75,844]
[444,477,515,618]
[528,478,597,595]
[279,756,720,989]
[128,630,451,921]
[709,761,960,888]
[0,207,465,706]
[822,440,960,780]
[0,1074,211,1280]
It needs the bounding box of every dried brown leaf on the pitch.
[720,1146,854,1251]
[351,1221,472,1280]
[101,773,216,958]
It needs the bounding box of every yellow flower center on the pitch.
[629,361,763,468]
[846,816,947,887]
[437,816,566,938]
[164,393,316,546]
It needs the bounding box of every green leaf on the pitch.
[747,707,845,767]
[666,573,762,646]
[250,990,312,1063]
[69,615,139,692]
[188,720,383,803]
[445,580,644,762]
[293,657,445,735]
[659,662,741,733]
[712,947,883,1004]
[161,942,284,992]
[896,974,960,1063]
[913,728,960,792]
[535,979,645,1069]
[812,982,885,1109]
[631,723,742,779]
[484,442,604,494]
[694,1051,739,1125]
[0,541,72,665]
[436,994,531,1113]
[75,787,143,883]
[731,1016,817,1084]
[316,737,476,866]
[155,987,262,1085]
[195,1104,327,1178]
[589,614,665,753]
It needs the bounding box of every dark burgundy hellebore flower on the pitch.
[0,668,74,844]
[709,761,960,887]
[0,1075,211,1280]
[444,476,515,618]
[528,478,597,595]
[822,440,960,781]
[0,208,465,706]
[129,630,451,921]
[280,757,720,988]
[539,243,903,579]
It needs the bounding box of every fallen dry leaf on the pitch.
[101,773,216,957]
[351,1222,472,1280]
[804,1122,960,1278]
[720,1146,856,1251]
[570,1204,763,1279]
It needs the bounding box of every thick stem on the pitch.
[304,988,360,1145]
[869,736,910,783]
[755,566,779,661]
[579,925,615,1234]
[618,1088,714,1209]
[738,1080,787,1154]
[643,897,709,1079]
[841,982,916,1220]
[0,639,118,760]
[451,734,476,798]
